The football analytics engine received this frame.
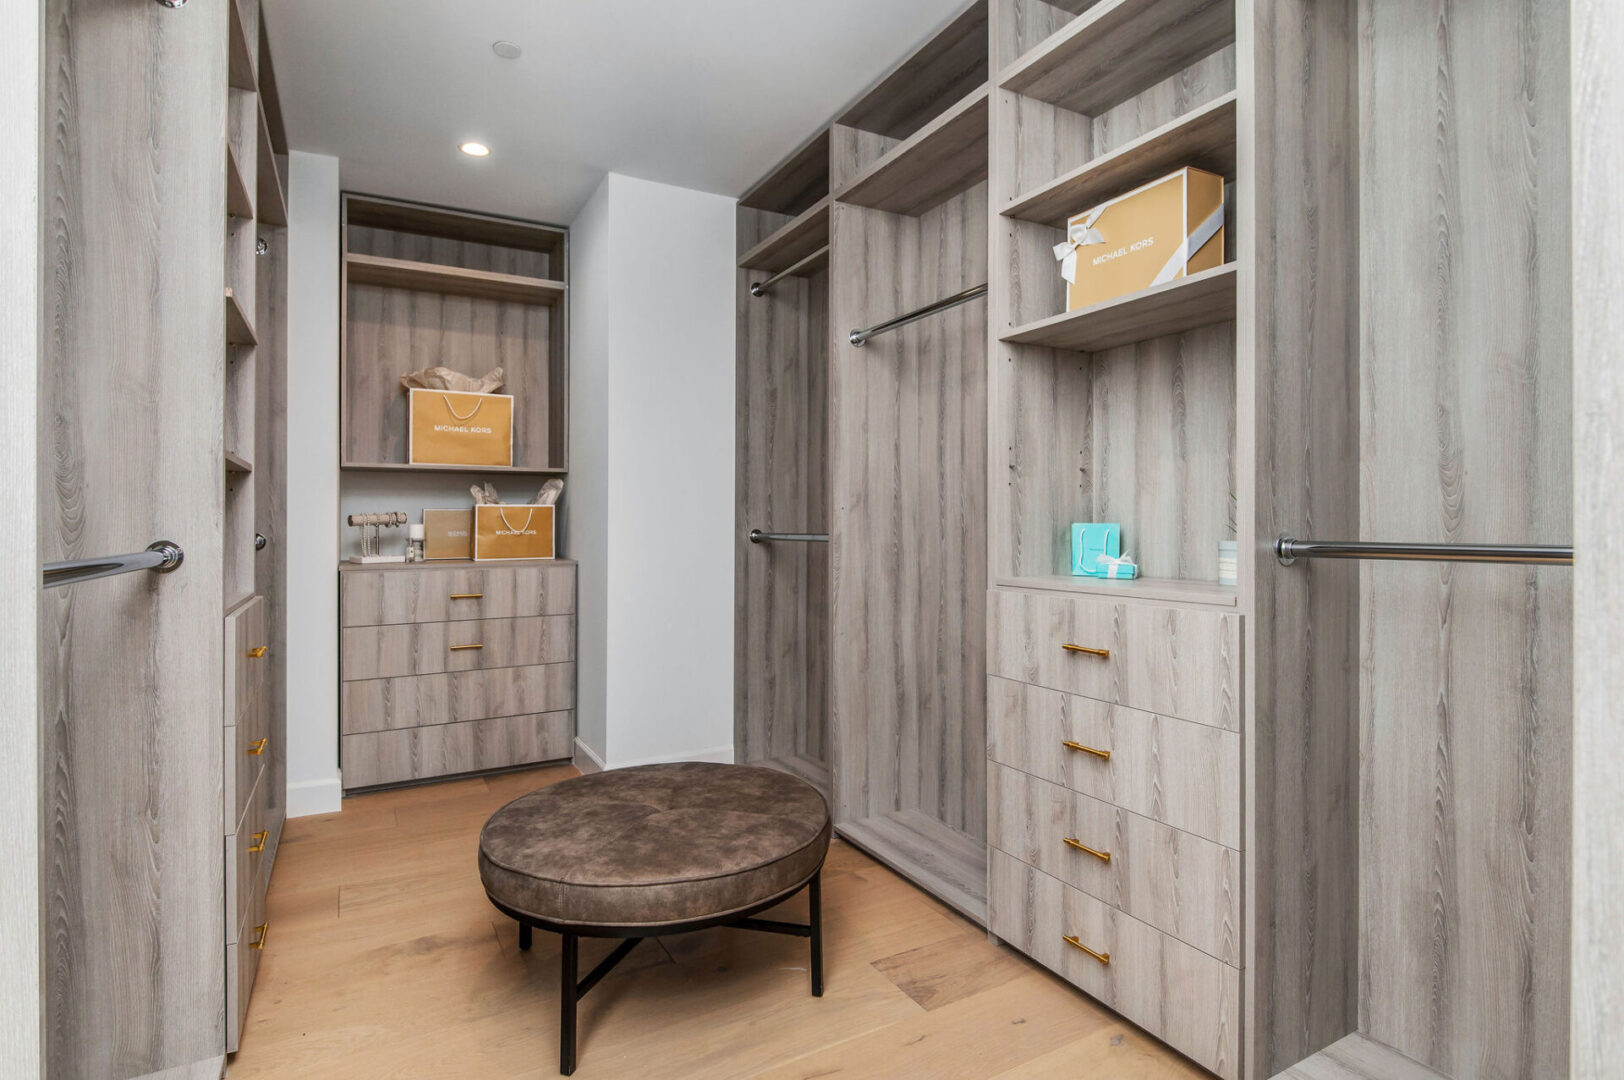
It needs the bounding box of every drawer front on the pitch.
[224,595,266,727]
[986,589,1240,728]
[341,662,576,735]
[341,564,576,627]
[988,763,1238,964]
[989,850,1240,1080]
[226,858,270,1053]
[341,710,574,789]
[340,615,574,680]
[987,676,1241,848]
[226,768,270,944]
[224,713,270,834]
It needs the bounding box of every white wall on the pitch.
[284,151,343,816]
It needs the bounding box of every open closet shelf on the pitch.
[1002,91,1237,225]
[228,0,255,91]
[344,253,567,306]
[737,195,832,274]
[1003,263,1236,352]
[226,145,253,221]
[738,128,831,218]
[224,451,253,475]
[998,0,1236,116]
[256,103,288,227]
[837,1,987,142]
[1272,1034,1452,1080]
[341,461,570,476]
[835,84,989,216]
[836,810,987,926]
[997,573,1238,607]
[225,289,256,346]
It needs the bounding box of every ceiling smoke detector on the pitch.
[492,41,522,60]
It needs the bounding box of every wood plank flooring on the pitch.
[226,766,1212,1079]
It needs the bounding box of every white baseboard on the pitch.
[572,737,606,776]
[286,776,344,818]
[605,743,736,770]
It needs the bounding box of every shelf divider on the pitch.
[1002,263,1236,353]
[835,84,990,216]
[344,253,566,306]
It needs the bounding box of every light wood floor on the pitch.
[227,765,1212,1079]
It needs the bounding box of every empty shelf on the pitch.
[344,254,567,306]
[996,573,1238,607]
[1002,263,1237,352]
[224,451,253,474]
[256,103,287,227]
[1000,0,1236,116]
[1272,1034,1452,1080]
[226,145,253,221]
[836,84,989,216]
[738,196,832,274]
[224,289,257,346]
[1002,91,1237,225]
[836,810,987,926]
[228,0,256,91]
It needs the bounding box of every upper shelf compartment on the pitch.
[228,0,256,91]
[835,84,989,216]
[1000,0,1235,115]
[738,128,831,220]
[737,196,831,274]
[345,254,566,306]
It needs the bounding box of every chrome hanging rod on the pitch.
[849,283,988,347]
[749,529,829,544]
[42,541,185,589]
[749,245,830,298]
[1275,536,1572,567]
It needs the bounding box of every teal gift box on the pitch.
[1070,522,1121,577]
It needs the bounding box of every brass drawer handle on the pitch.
[247,737,268,756]
[1063,837,1112,863]
[450,592,483,600]
[1062,740,1111,760]
[1063,934,1110,965]
[248,830,268,854]
[252,922,270,950]
[1061,643,1110,659]
[450,643,485,651]
[247,646,268,659]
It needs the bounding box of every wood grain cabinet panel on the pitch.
[340,711,574,789]
[988,763,1238,964]
[225,769,268,945]
[989,849,1240,1080]
[341,662,576,735]
[340,615,574,680]
[340,563,576,627]
[226,853,270,1053]
[986,589,1240,729]
[987,675,1240,847]
[225,596,266,726]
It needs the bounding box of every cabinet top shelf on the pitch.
[737,196,832,274]
[835,84,989,217]
[345,253,567,306]
[1003,263,1237,353]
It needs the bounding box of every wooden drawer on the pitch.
[341,710,574,789]
[989,850,1240,1080]
[987,675,1241,848]
[986,589,1240,728]
[223,704,270,834]
[226,856,270,1053]
[340,614,574,680]
[341,662,576,735]
[224,595,266,727]
[225,768,270,946]
[340,563,576,627]
[988,763,1239,964]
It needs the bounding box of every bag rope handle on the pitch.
[497,508,535,534]
[441,394,485,422]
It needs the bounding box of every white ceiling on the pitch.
[261,0,970,225]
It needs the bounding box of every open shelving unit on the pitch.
[834,83,989,215]
[737,195,832,274]
[1002,262,1237,351]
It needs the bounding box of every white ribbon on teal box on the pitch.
[1071,523,1122,577]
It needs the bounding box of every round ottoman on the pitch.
[479,762,831,1075]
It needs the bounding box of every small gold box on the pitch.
[422,508,474,560]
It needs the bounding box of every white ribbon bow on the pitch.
[1095,552,1137,579]
[1053,209,1106,285]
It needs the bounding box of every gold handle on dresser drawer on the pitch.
[1063,935,1110,965]
[1061,740,1111,760]
[450,643,485,651]
[247,737,268,756]
[248,830,268,854]
[1061,643,1110,659]
[247,646,268,659]
[1063,837,1112,863]
[252,923,270,950]
[449,592,483,600]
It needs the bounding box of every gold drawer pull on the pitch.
[1061,740,1111,760]
[247,737,268,756]
[450,592,483,600]
[248,830,268,854]
[1063,934,1110,965]
[1061,643,1110,659]
[1063,837,1112,863]
[247,646,268,659]
[450,643,485,651]
[252,922,270,950]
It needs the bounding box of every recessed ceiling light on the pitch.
[492,41,522,59]
[459,141,491,158]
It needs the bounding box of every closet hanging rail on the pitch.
[849,283,988,347]
[1274,536,1572,566]
[42,541,185,588]
[749,245,830,297]
[749,530,829,544]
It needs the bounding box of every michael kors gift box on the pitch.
[408,389,514,468]
[473,504,556,562]
[1054,166,1226,311]
[423,508,475,560]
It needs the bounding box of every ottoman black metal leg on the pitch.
[809,871,824,997]
[519,920,533,951]
[560,932,578,1075]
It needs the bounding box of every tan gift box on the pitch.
[473,504,555,562]
[423,508,474,560]
[1055,166,1226,311]
[408,389,514,468]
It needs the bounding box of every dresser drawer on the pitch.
[340,615,574,680]
[987,590,1239,728]
[224,595,266,728]
[341,662,576,735]
[226,855,270,1053]
[341,710,574,789]
[989,763,1238,964]
[226,767,270,945]
[989,850,1240,1080]
[223,696,270,834]
[987,676,1241,848]
[340,563,576,627]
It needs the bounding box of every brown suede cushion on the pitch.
[479,762,831,929]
